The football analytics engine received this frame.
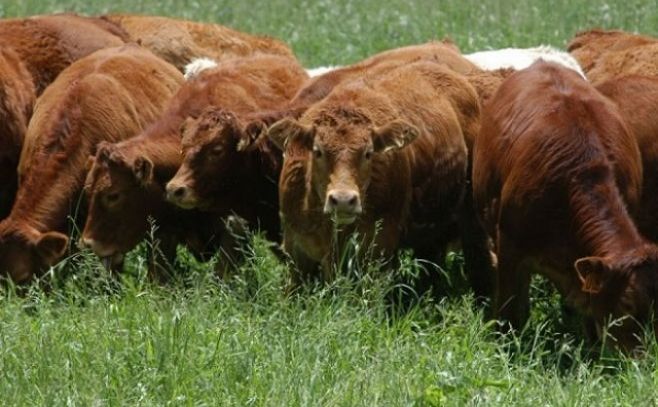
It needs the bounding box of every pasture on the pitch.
[1,0,658,405]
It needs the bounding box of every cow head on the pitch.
[268,115,419,225]
[574,249,658,352]
[80,142,162,267]
[166,108,266,210]
[0,221,68,284]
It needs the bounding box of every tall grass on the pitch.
[1,0,658,404]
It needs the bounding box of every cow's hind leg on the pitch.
[493,229,530,332]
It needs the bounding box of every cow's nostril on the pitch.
[329,194,338,207]
[347,195,357,207]
[173,187,186,198]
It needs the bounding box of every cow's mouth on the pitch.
[331,213,358,225]
[100,252,124,271]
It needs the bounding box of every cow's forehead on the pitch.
[315,123,372,149]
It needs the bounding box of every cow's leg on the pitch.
[493,228,530,331]
[285,239,320,293]
[459,185,495,304]
[214,215,251,278]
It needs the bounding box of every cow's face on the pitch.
[269,117,418,225]
[166,109,265,210]
[575,253,658,352]
[0,223,68,284]
[81,143,159,266]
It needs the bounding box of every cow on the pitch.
[250,41,480,130]
[465,46,586,78]
[0,14,127,220]
[568,29,657,76]
[100,14,295,71]
[82,55,308,276]
[597,75,658,243]
[0,44,183,284]
[464,68,515,105]
[584,43,658,85]
[473,61,658,351]
[267,61,484,294]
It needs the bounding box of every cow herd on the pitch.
[1,13,658,351]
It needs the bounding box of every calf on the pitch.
[473,61,658,351]
[0,45,182,284]
[100,14,294,71]
[568,29,657,76]
[82,55,308,272]
[0,14,127,220]
[597,75,658,243]
[268,61,481,289]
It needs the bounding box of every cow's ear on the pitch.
[372,120,419,153]
[86,155,95,172]
[268,118,314,150]
[179,116,196,140]
[36,232,69,266]
[575,256,612,294]
[133,156,154,186]
[237,120,267,152]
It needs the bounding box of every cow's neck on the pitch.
[569,174,644,259]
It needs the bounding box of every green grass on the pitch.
[2,0,658,404]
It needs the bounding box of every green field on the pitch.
[2,0,658,405]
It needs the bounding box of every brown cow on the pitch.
[585,43,658,85]
[0,45,183,284]
[252,41,479,126]
[473,61,658,351]
[100,14,294,71]
[268,61,481,290]
[597,75,658,243]
[0,14,127,220]
[567,29,657,76]
[81,54,307,274]
[464,68,515,105]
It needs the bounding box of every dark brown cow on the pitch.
[0,45,183,284]
[597,75,658,243]
[268,61,480,288]
[0,14,127,220]
[567,29,657,76]
[253,41,479,126]
[100,14,294,71]
[473,61,658,351]
[82,55,308,273]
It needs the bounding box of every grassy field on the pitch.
[2,0,658,405]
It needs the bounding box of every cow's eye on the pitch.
[313,146,323,159]
[210,146,223,156]
[364,149,373,160]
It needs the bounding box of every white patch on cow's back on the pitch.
[305,66,341,77]
[184,58,219,80]
[465,46,586,79]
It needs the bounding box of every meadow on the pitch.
[1,0,658,405]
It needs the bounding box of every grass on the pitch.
[1,0,658,404]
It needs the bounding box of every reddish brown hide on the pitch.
[0,45,182,284]
[585,43,658,85]
[473,61,658,351]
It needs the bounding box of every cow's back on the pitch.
[101,14,294,71]
[586,43,658,84]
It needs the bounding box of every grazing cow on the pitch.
[100,14,295,71]
[473,61,658,351]
[0,14,127,220]
[0,45,183,284]
[268,61,482,290]
[597,75,658,243]
[82,55,308,273]
[568,29,657,75]
[584,43,658,85]
[465,46,586,78]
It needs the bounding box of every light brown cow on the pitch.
[252,41,479,126]
[585,43,658,85]
[0,14,127,220]
[100,14,294,71]
[81,55,307,275]
[268,61,481,291]
[567,29,657,76]
[474,61,658,351]
[0,45,183,284]
[597,75,658,243]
